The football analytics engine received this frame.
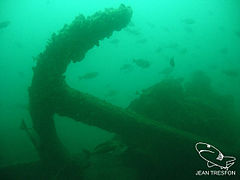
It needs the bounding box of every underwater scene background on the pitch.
[0,0,240,179]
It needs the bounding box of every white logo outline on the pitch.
[195,142,236,170]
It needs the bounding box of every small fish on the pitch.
[120,63,134,72]
[170,57,175,67]
[78,72,99,80]
[222,69,239,78]
[0,21,10,29]
[182,18,196,25]
[93,140,127,155]
[93,141,117,154]
[133,58,151,69]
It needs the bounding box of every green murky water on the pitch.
[0,0,240,179]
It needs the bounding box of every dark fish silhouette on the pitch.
[93,140,127,155]
[170,57,175,67]
[78,72,99,80]
[133,58,151,69]
[0,21,10,29]
[93,141,118,154]
[222,69,239,78]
